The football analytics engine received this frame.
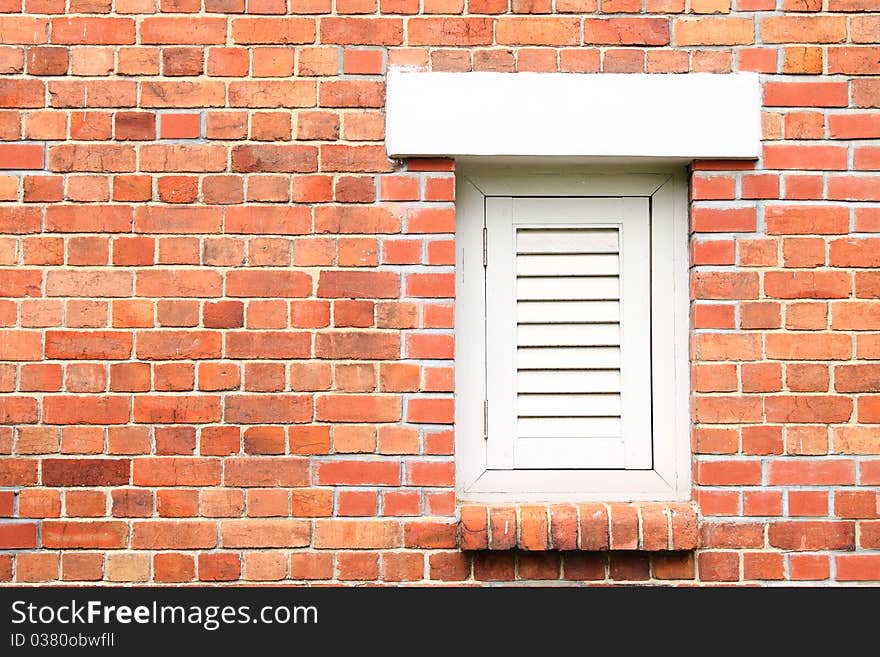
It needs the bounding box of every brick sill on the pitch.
[459,503,698,552]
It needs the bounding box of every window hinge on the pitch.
[483,399,488,440]
[482,227,488,268]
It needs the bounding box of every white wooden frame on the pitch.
[455,164,691,503]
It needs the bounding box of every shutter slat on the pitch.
[517,393,621,416]
[517,301,620,323]
[518,323,621,347]
[517,346,621,369]
[517,254,619,276]
[517,228,618,254]
[518,370,620,393]
[517,276,620,300]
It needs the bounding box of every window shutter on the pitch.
[485,197,653,470]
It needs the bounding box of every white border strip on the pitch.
[386,70,762,160]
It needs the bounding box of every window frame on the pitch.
[455,164,691,503]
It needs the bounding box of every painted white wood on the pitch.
[517,276,620,301]
[386,70,762,159]
[648,170,692,492]
[517,394,621,416]
[517,300,620,323]
[517,228,619,253]
[484,197,517,470]
[618,197,653,469]
[518,323,621,346]
[461,168,670,197]
[516,346,620,369]
[518,417,622,438]
[514,437,624,469]
[454,166,692,502]
[453,178,489,492]
[518,370,621,393]
[517,254,620,276]
[462,469,689,503]
[510,197,623,221]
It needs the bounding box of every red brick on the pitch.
[337,490,377,517]
[315,395,401,422]
[0,523,38,549]
[52,17,135,45]
[404,520,457,548]
[766,205,849,235]
[460,506,488,550]
[224,457,309,487]
[221,520,310,548]
[765,396,853,424]
[42,521,127,549]
[836,555,880,582]
[672,16,753,44]
[834,491,880,519]
[762,16,846,44]
[61,553,103,582]
[474,552,516,581]
[691,206,756,233]
[743,490,783,516]
[765,271,851,299]
[787,554,828,581]
[45,330,131,360]
[860,522,880,548]
[41,458,129,486]
[0,143,43,170]
[289,553,333,580]
[701,521,764,548]
[314,519,401,549]
[698,551,740,582]
[131,457,219,487]
[609,552,650,581]
[153,553,195,583]
[15,553,59,583]
[652,552,694,580]
[197,553,240,582]
[561,552,605,580]
[316,461,400,486]
[744,553,784,581]
[673,507,699,551]
[692,272,759,300]
[381,552,423,582]
[788,491,828,518]
[578,503,609,550]
[406,461,455,486]
[43,396,130,425]
[429,552,470,580]
[408,18,493,45]
[764,144,848,170]
[769,521,854,550]
[695,460,762,486]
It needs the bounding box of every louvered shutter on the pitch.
[485,197,653,470]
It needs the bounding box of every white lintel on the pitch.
[385,70,762,160]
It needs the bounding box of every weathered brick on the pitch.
[221,520,310,548]
[314,520,401,548]
[769,521,855,550]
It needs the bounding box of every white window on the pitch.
[456,166,690,503]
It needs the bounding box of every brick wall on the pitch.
[0,1,878,585]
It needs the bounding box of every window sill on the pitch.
[459,502,698,552]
